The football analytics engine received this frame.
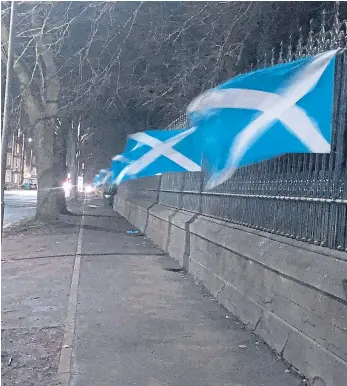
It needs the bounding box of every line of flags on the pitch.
[94,50,337,190]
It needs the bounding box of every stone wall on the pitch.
[114,196,347,386]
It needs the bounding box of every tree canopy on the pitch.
[2,1,346,180]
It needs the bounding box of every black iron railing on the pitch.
[118,5,347,251]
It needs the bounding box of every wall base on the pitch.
[114,196,347,386]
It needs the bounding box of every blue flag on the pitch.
[188,50,337,189]
[102,168,113,185]
[92,174,100,187]
[111,154,130,183]
[93,170,106,186]
[114,127,201,185]
[94,168,112,186]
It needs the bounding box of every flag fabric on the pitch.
[101,168,113,185]
[92,175,100,186]
[114,127,202,185]
[94,168,112,186]
[111,154,130,183]
[188,50,337,189]
[93,170,106,186]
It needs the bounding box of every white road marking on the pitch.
[58,196,85,385]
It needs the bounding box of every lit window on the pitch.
[16,144,20,153]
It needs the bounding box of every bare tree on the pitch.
[2,1,335,221]
[1,1,112,218]
[2,3,62,219]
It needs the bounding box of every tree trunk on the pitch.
[2,18,62,221]
[35,119,58,220]
[67,121,78,199]
[35,28,61,220]
[54,120,69,214]
[12,61,59,220]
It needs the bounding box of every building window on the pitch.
[6,154,12,167]
[5,170,11,183]
[16,143,20,154]
[15,158,20,169]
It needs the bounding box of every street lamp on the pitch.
[27,137,33,174]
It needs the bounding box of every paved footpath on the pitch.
[2,196,304,386]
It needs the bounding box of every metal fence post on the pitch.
[125,8,346,252]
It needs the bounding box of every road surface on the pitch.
[3,190,37,226]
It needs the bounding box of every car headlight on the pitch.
[63,181,72,192]
[85,184,94,193]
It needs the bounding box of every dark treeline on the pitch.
[1,1,345,216]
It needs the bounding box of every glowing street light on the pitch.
[28,137,33,143]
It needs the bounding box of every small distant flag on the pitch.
[93,168,112,186]
[114,127,202,185]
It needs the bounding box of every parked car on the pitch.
[22,182,37,190]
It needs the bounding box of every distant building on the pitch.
[5,130,37,187]
[22,146,37,186]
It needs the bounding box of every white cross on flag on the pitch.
[188,50,337,189]
[114,127,201,185]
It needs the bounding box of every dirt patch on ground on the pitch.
[3,214,81,238]
[1,326,64,386]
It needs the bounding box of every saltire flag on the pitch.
[101,168,113,185]
[92,175,100,186]
[114,127,202,185]
[93,168,112,186]
[92,174,99,186]
[188,50,337,189]
[93,170,106,186]
[111,154,130,183]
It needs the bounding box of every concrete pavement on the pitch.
[2,196,304,386]
[3,190,37,226]
[2,203,81,386]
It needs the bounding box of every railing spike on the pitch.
[296,26,304,59]
[278,41,284,63]
[319,9,327,51]
[287,34,293,62]
[308,19,314,54]
[270,47,275,66]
